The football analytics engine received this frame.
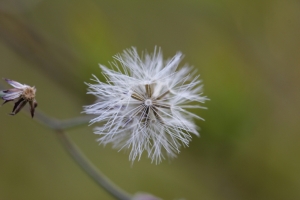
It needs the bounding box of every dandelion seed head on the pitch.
[84,47,208,164]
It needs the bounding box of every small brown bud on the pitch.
[1,78,38,118]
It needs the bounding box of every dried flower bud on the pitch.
[1,78,37,118]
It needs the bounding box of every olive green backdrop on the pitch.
[0,0,300,199]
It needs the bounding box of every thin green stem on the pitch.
[56,130,132,200]
[33,109,93,130]
[32,110,132,200]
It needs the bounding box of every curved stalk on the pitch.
[56,130,132,200]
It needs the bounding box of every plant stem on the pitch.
[33,110,94,130]
[32,108,132,200]
[56,130,132,200]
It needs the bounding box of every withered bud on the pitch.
[1,78,38,118]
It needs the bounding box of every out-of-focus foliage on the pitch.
[0,0,299,199]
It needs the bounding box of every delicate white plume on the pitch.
[84,47,208,164]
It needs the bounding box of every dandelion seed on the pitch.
[1,78,37,118]
[84,47,208,164]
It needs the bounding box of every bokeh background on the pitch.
[1,0,300,199]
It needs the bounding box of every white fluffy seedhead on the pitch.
[84,47,208,164]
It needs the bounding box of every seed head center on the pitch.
[144,99,152,106]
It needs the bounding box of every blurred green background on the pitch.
[1,0,300,199]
